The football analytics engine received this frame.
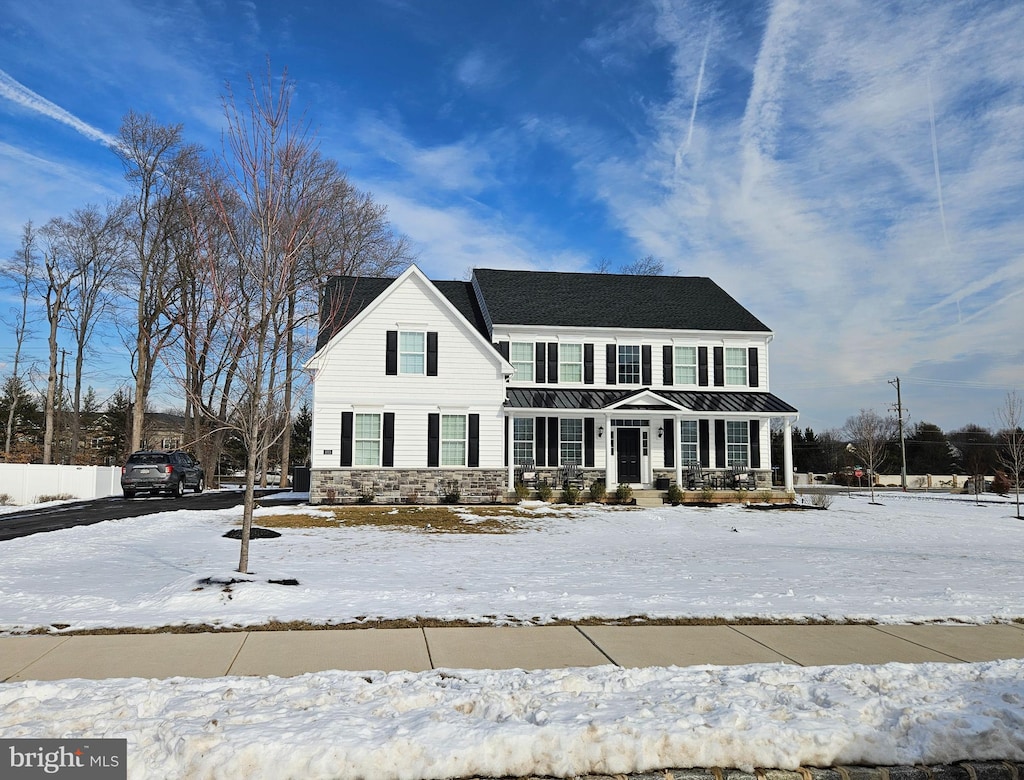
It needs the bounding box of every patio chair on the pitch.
[560,463,584,490]
[686,462,704,490]
[515,460,538,488]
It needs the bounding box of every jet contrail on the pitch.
[675,22,712,171]
[928,74,961,323]
[0,67,119,148]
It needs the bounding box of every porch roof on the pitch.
[504,387,798,415]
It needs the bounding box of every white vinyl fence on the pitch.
[0,464,122,506]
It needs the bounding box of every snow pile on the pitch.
[2,660,1022,778]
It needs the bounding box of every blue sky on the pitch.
[1,0,1021,433]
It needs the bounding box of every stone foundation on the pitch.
[311,468,507,504]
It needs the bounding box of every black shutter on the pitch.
[427,413,440,467]
[748,347,759,388]
[713,347,724,387]
[385,331,398,376]
[584,418,595,467]
[427,332,438,376]
[536,343,546,384]
[535,417,546,467]
[699,419,710,468]
[584,344,594,384]
[606,344,617,384]
[698,347,708,386]
[468,414,480,467]
[663,346,673,386]
[341,412,353,467]
[504,417,509,467]
[749,420,761,468]
[715,419,726,468]
[663,418,674,468]
[547,343,558,385]
[547,416,558,467]
[642,345,652,385]
[382,413,395,467]
[497,341,510,360]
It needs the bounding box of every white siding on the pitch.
[310,273,507,470]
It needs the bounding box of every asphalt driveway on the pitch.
[0,489,296,542]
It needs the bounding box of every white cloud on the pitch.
[0,69,118,147]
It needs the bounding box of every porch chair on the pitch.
[560,463,584,490]
[686,462,704,490]
[515,460,538,488]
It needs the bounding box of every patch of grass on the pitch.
[244,512,343,529]
[324,504,540,534]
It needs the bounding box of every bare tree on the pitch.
[995,391,1023,518]
[115,111,201,453]
[843,409,896,503]
[622,255,665,275]
[2,222,37,458]
[203,65,347,572]
[53,203,126,462]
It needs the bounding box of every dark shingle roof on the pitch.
[505,388,797,414]
[471,268,770,332]
[316,276,490,350]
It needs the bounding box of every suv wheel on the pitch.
[169,478,184,498]
[194,476,205,494]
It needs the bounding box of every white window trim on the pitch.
[399,331,426,376]
[354,412,383,466]
[674,345,698,386]
[559,343,584,383]
[724,347,748,387]
[440,413,468,467]
[559,418,583,466]
[510,341,534,383]
[725,420,749,468]
[513,417,535,466]
[618,344,641,384]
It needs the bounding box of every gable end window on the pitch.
[387,330,438,376]
[725,348,748,386]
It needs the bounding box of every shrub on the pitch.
[36,493,75,503]
[489,486,504,504]
[810,492,833,509]
[615,483,633,503]
[324,488,337,504]
[405,489,420,504]
[536,479,553,502]
[358,486,376,504]
[699,485,714,503]
[759,489,773,504]
[0,493,13,506]
[666,484,684,505]
[992,471,1011,494]
[514,481,531,501]
[589,480,606,503]
[442,480,462,504]
[561,485,580,505]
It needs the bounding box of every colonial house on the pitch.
[304,265,799,504]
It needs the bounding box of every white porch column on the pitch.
[783,416,795,494]
[506,415,515,491]
[674,416,683,487]
[603,415,613,487]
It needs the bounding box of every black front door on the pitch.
[617,428,641,483]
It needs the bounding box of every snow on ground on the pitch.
[0,492,1021,633]
[2,661,1023,777]
[2,492,1023,778]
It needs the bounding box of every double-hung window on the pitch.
[441,414,467,466]
[674,346,697,385]
[680,420,698,465]
[725,420,749,468]
[618,345,641,384]
[724,348,748,386]
[354,413,381,466]
[513,418,534,465]
[510,342,533,382]
[399,332,426,374]
[559,343,583,383]
[559,418,583,465]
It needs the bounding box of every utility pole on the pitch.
[889,377,907,491]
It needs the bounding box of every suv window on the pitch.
[127,453,170,465]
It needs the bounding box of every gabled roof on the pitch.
[471,268,771,332]
[316,275,489,350]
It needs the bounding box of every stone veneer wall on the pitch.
[311,468,507,504]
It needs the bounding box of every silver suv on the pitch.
[121,451,205,499]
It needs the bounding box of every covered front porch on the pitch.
[504,387,799,495]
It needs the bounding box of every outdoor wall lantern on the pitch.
[597,426,604,438]
[657,426,664,438]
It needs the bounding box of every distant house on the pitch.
[304,265,799,503]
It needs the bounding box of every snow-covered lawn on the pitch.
[2,492,1022,778]
[1,492,1022,633]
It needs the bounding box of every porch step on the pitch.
[633,490,665,508]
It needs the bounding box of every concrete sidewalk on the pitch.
[3,623,1023,682]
